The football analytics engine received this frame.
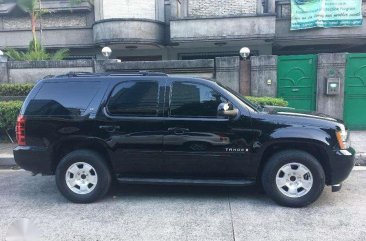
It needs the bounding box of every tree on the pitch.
[5,0,73,60]
[6,40,69,61]
[16,0,47,51]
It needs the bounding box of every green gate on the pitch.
[277,55,317,111]
[344,54,366,130]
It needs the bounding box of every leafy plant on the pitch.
[5,39,69,61]
[0,101,23,142]
[245,96,288,107]
[51,48,70,60]
[0,84,35,97]
[5,48,23,61]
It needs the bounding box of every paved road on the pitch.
[0,170,365,241]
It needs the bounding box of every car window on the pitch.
[170,82,227,118]
[25,81,100,116]
[107,81,159,116]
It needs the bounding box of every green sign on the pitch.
[291,0,363,30]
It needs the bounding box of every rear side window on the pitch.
[25,81,100,116]
[107,81,159,116]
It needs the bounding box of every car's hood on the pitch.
[258,105,344,128]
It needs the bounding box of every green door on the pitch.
[278,55,317,111]
[344,54,366,130]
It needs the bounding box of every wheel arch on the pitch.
[51,137,113,174]
[257,140,331,185]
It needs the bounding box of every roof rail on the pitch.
[55,71,168,78]
[42,75,56,79]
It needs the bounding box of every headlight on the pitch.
[336,125,348,149]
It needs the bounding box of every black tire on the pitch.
[55,150,111,203]
[261,150,325,208]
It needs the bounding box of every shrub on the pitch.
[0,101,23,131]
[0,83,35,97]
[245,96,288,107]
[6,40,70,61]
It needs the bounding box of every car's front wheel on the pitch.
[55,150,111,203]
[262,150,325,207]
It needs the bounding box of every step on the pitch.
[116,176,256,186]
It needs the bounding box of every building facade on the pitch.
[1,0,366,60]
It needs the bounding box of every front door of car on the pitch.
[163,81,253,178]
[97,79,166,176]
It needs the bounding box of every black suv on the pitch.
[14,72,355,207]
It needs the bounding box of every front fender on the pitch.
[269,127,332,147]
[252,126,334,181]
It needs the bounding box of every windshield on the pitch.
[216,82,260,112]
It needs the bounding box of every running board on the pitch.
[116,177,256,186]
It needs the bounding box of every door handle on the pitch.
[99,125,120,132]
[168,128,189,135]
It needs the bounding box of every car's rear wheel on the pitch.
[262,150,325,207]
[55,150,111,203]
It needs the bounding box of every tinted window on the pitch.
[25,81,100,116]
[107,81,159,116]
[170,82,226,118]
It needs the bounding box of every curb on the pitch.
[355,153,366,166]
[0,155,16,167]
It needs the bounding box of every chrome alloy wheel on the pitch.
[275,162,313,198]
[65,162,98,195]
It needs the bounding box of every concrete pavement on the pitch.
[0,169,365,241]
[350,131,366,165]
[0,143,16,168]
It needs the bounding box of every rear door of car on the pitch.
[97,78,167,176]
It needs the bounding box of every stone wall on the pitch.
[215,56,240,92]
[250,55,277,97]
[0,56,8,84]
[0,59,215,83]
[0,13,90,30]
[3,60,94,83]
[316,53,346,119]
[103,59,215,79]
[188,0,257,17]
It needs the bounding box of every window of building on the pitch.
[117,56,162,62]
[107,81,159,116]
[179,51,259,60]
[170,82,227,118]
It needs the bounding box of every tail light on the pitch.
[16,115,26,146]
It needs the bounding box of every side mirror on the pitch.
[217,103,238,118]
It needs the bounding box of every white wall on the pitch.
[102,0,156,20]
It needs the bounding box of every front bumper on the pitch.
[13,146,53,175]
[327,147,355,185]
